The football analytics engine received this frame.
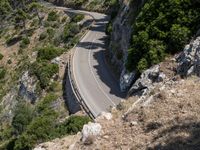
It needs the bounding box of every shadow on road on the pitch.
[77,16,126,99]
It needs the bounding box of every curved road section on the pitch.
[72,12,125,117]
[43,2,125,118]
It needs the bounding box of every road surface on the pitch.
[43,2,125,117]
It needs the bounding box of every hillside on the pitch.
[0,1,92,149]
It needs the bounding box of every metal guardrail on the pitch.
[66,11,97,120]
[67,53,96,120]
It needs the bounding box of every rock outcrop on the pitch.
[108,0,147,91]
[81,122,102,143]
[19,71,38,103]
[177,36,200,77]
[128,65,166,96]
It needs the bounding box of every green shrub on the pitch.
[106,22,112,35]
[14,133,34,150]
[39,32,47,41]
[72,14,84,22]
[0,53,4,60]
[37,46,63,60]
[61,16,67,23]
[44,21,50,27]
[57,116,91,135]
[7,59,12,64]
[126,0,200,72]
[20,37,30,49]
[36,93,58,114]
[12,101,33,134]
[47,28,55,38]
[0,67,6,80]
[31,60,59,89]
[63,23,80,41]
[137,58,148,73]
[47,11,58,21]
[168,24,191,53]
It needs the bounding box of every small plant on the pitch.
[47,11,58,21]
[0,53,4,60]
[39,32,48,41]
[7,59,12,64]
[20,37,30,49]
[0,67,6,80]
[37,45,63,60]
[61,16,67,23]
[72,14,84,22]
[47,28,55,38]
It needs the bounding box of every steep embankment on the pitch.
[0,1,92,149]
[35,35,200,150]
[107,0,200,93]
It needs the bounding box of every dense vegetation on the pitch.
[1,95,90,150]
[0,1,92,149]
[126,0,200,72]
[31,60,59,89]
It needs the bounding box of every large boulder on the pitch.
[128,65,165,96]
[177,36,200,77]
[81,122,102,143]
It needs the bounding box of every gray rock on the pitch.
[81,122,102,143]
[0,89,18,123]
[51,57,61,65]
[120,69,136,92]
[128,65,165,96]
[177,36,200,77]
[19,71,38,103]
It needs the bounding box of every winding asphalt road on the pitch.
[42,2,125,117]
[72,11,125,117]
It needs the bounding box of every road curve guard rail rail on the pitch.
[67,53,96,120]
[67,12,96,120]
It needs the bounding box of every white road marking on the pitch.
[88,32,116,107]
[73,42,99,117]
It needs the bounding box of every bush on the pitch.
[37,46,63,60]
[39,32,47,41]
[72,14,84,22]
[36,93,58,114]
[20,37,30,49]
[137,58,148,73]
[126,0,200,72]
[7,59,12,64]
[57,116,91,135]
[0,67,6,80]
[47,11,58,21]
[0,53,4,60]
[12,101,33,134]
[61,16,67,23]
[47,28,55,38]
[31,60,59,89]
[63,23,80,41]
[168,24,191,53]
[106,22,112,35]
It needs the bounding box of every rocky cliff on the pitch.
[107,0,147,91]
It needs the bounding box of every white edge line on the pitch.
[88,33,116,107]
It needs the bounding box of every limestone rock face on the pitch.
[19,71,38,103]
[177,36,200,77]
[81,122,102,143]
[129,65,165,96]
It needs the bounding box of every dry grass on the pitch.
[75,76,200,150]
